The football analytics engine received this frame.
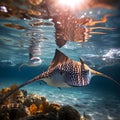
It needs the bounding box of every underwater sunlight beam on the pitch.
[58,0,84,8]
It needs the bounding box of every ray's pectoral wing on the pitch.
[48,49,72,70]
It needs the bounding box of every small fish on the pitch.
[0,49,119,104]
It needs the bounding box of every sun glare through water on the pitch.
[58,0,83,8]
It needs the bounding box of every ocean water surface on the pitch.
[0,1,120,120]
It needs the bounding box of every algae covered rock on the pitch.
[58,105,81,120]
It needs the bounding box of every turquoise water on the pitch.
[0,1,120,120]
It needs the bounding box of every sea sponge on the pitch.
[39,101,50,113]
[29,103,37,115]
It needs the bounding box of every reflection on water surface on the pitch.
[0,0,120,68]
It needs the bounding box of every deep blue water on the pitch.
[0,1,120,120]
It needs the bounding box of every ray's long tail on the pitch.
[90,69,120,86]
[0,72,48,104]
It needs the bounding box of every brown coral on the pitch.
[29,104,37,115]
[2,88,10,94]
[24,94,46,108]
[39,101,50,113]
[0,85,85,120]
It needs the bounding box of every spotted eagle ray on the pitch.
[0,49,120,104]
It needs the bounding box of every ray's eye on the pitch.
[82,70,89,76]
[81,69,91,80]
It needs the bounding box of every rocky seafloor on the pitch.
[0,84,91,120]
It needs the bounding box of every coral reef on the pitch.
[0,84,88,120]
